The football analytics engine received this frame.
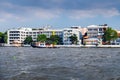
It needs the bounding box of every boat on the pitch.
[31,42,58,48]
[12,40,22,47]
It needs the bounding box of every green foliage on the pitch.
[49,35,62,45]
[0,31,8,43]
[3,32,7,43]
[37,34,47,42]
[69,34,78,44]
[0,32,4,43]
[102,27,118,44]
[24,36,33,44]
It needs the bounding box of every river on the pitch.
[0,47,120,80]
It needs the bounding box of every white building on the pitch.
[7,27,63,44]
[86,24,108,45]
[7,26,84,45]
[7,27,32,44]
[87,25,107,38]
[63,26,82,45]
[41,29,63,38]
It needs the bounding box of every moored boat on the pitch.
[31,42,57,48]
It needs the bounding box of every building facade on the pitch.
[87,25,107,38]
[84,24,108,45]
[7,28,32,44]
[63,27,82,45]
[7,27,63,44]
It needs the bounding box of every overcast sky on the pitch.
[0,0,120,32]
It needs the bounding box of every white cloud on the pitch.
[0,2,62,22]
[27,8,61,19]
[0,2,15,8]
[0,2,120,23]
[99,8,120,17]
[68,8,120,19]
[0,10,26,22]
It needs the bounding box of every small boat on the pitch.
[12,40,22,47]
[31,42,57,48]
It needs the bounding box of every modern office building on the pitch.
[7,27,63,44]
[40,29,63,38]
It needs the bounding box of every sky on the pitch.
[0,0,120,32]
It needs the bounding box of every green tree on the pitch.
[3,31,7,43]
[37,34,47,42]
[102,27,118,44]
[69,34,78,44]
[0,32,4,43]
[24,36,33,44]
[49,35,61,45]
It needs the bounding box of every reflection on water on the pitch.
[0,47,120,80]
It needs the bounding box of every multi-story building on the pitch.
[85,24,108,45]
[40,29,63,38]
[63,26,82,45]
[7,26,85,45]
[87,25,107,38]
[7,27,32,44]
[7,27,63,44]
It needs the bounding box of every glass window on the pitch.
[99,28,102,31]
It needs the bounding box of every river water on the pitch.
[0,47,120,80]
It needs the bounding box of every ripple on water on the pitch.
[1,47,120,80]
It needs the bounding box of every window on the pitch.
[88,29,92,31]
[99,28,102,31]
[68,30,72,32]
[94,29,97,31]
[33,32,36,34]
[29,32,32,34]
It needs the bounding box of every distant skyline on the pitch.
[0,0,120,32]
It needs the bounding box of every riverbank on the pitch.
[54,45,120,48]
[1,44,120,48]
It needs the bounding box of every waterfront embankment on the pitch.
[1,43,120,48]
[55,45,120,48]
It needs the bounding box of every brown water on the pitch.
[0,47,120,80]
